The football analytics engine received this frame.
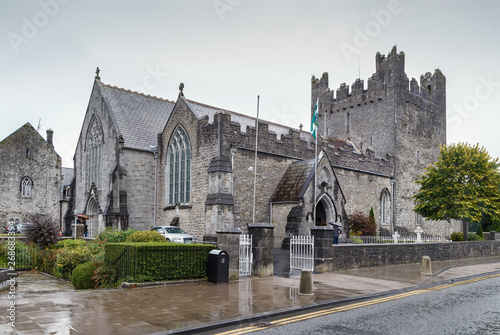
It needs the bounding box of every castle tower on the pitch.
[311,46,446,234]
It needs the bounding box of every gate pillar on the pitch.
[217,228,241,281]
[310,226,334,272]
[248,223,274,277]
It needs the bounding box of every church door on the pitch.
[315,201,327,226]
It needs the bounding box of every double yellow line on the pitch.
[216,273,500,335]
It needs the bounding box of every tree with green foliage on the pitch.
[413,143,500,239]
[369,207,376,234]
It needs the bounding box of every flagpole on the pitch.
[311,97,319,227]
[252,95,260,224]
[313,129,317,226]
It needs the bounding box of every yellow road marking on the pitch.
[216,273,500,335]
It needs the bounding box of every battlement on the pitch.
[213,112,394,177]
[312,46,446,113]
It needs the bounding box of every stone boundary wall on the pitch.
[330,241,500,270]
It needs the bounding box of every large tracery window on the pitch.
[166,126,191,204]
[85,115,104,190]
[380,188,391,225]
[21,177,32,198]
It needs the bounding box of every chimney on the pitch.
[46,129,54,149]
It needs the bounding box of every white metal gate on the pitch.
[290,235,314,274]
[239,234,253,276]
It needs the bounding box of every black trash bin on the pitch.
[207,249,229,283]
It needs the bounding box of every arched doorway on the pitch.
[315,201,327,226]
[86,197,101,237]
[314,195,337,226]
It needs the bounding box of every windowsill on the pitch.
[163,204,192,211]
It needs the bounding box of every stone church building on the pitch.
[0,123,65,229]
[69,47,458,245]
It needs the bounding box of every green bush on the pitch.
[97,228,137,243]
[450,232,464,241]
[24,213,59,249]
[350,236,363,244]
[92,260,117,288]
[468,233,484,241]
[72,262,96,289]
[53,239,87,249]
[476,224,484,238]
[53,245,93,279]
[33,248,60,274]
[125,230,166,243]
[105,242,213,282]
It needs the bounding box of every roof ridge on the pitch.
[100,82,175,103]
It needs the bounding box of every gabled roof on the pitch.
[98,82,175,151]
[1,123,60,157]
[271,159,316,202]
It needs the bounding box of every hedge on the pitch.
[104,242,215,283]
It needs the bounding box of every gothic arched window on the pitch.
[166,126,191,204]
[85,115,104,190]
[380,188,391,225]
[21,176,33,198]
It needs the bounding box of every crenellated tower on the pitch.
[311,46,446,234]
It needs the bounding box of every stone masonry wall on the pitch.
[333,167,392,232]
[120,149,156,231]
[312,47,447,236]
[74,83,118,218]
[156,98,219,240]
[0,124,61,226]
[331,241,500,270]
[231,148,296,232]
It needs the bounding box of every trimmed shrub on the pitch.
[97,228,137,243]
[450,232,464,241]
[125,230,166,243]
[24,213,59,249]
[105,242,213,282]
[53,239,87,249]
[72,262,96,289]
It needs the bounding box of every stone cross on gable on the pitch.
[393,231,400,244]
[415,225,423,243]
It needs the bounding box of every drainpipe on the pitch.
[391,179,395,235]
[152,145,159,227]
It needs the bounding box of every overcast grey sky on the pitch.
[2,0,500,167]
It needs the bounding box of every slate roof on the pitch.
[99,83,175,151]
[61,167,74,186]
[270,159,315,202]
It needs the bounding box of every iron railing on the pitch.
[109,244,213,282]
[354,235,450,244]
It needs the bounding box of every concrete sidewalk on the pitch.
[1,256,500,335]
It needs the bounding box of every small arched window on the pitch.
[21,177,33,198]
[166,126,191,204]
[380,188,391,225]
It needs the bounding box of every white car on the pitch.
[151,226,196,243]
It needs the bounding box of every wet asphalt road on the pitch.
[243,274,500,335]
